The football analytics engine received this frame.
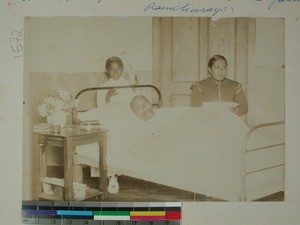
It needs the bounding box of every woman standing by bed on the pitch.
[97,56,138,106]
[190,55,248,116]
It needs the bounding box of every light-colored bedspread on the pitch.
[76,102,284,201]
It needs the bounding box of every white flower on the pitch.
[38,104,48,117]
[37,88,76,118]
[59,90,70,101]
[54,99,64,110]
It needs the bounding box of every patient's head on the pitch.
[130,95,155,121]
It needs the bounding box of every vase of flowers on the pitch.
[46,110,67,127]
[37,87,79,130]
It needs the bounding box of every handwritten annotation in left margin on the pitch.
[9,28,23,58]
[144,2,233,17]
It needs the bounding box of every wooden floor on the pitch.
[48,167,284,202]
[84,172,284,202]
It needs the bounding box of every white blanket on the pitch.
[77,102,248,159]
[75,102,284,201]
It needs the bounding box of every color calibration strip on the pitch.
[22,201,181,225]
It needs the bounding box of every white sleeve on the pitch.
[96,77,137,106]
[96,89,108,107]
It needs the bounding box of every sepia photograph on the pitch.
[23,16,285,203]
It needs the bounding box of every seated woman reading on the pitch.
[190,55,248,116]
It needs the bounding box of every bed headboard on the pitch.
[72,84,163,123]
[75,84,162,106]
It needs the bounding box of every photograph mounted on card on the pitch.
[23,16,285,202]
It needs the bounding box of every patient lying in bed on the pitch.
[75,95,248,177]
[130,95,155,121]
[73,94,283,201]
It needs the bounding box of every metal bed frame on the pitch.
[239,121,285,201]
[72,84,162,122]
[72,85,285,201]
[74,84,162,105]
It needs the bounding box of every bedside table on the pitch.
[33,125,108,201]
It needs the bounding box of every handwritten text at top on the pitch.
[6,0,300,11]
[252,0,300,9]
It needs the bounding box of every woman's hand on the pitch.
[131,75,138,92]
[228,106,239,114]
[105,88,118,103]
[225,102,239,114]
[132,75,138,85]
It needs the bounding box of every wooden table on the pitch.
[34,125,108,201]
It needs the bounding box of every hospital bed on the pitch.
[72,85,285,202]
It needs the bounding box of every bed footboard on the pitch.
[239,121,285,201]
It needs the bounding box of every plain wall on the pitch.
[23,17,152,200]
[26,17,152,72]
[254,18,285,124]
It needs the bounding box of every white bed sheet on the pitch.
[76,102,284,201]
